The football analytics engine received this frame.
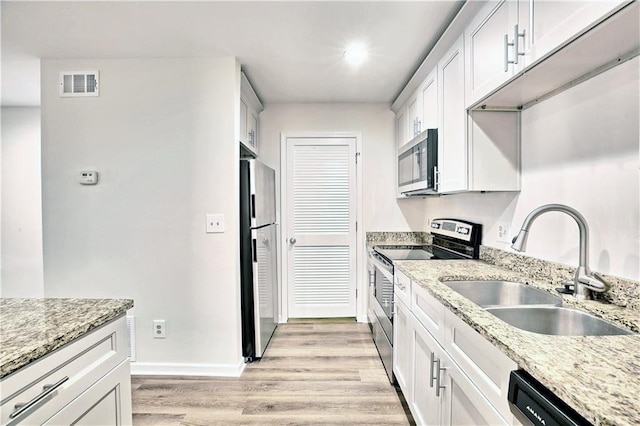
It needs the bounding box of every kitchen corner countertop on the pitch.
[0,298,134,379]
[394,259,640,426]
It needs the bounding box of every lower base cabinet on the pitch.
[44,359,132,425]
[394,284,518,425]
[0,316,132,425]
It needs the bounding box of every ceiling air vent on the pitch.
[60,71,99,97]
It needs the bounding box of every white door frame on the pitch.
[279,132,364,323]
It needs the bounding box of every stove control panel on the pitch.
[430,219,479,244]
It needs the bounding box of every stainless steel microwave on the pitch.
[398,128,438,196]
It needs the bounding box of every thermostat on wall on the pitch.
[79,171,98,185]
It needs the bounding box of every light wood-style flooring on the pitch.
[131,320,412,425]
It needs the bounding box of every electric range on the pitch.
[368,218,482,383]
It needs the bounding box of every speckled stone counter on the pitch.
[394,260,640,426]
[0,298,134,379]
[366,231,431,246]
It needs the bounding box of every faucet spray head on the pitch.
[511,229,529,252]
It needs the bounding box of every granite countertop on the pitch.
[394,260,640,426]
[0,298,134,379]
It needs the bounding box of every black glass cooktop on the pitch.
[374,245,435,261]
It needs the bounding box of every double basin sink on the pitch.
[443,280,633,336]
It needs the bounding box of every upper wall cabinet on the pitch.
[524,0,628,65]
[465,0,526,108]
[437,36,467,193]
[397,67,438,150]
[466,0,636,109]
[396,108,408,149]
[240,72,263,157]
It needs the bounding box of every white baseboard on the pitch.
[357,314,369,323]
[131,360,246,377]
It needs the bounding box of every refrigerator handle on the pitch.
[252,238,257,263]
[251,194,256,219]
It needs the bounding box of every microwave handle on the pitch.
[434,166,440,192]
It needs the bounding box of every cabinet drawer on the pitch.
[43,359,132,426]
[411,284,445,344]
[444,309,517,421]
[394,269,411,307]
[1,316,128,425]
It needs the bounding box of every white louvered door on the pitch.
[286,137,357,318]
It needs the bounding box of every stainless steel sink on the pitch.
[486,306,634,336]
[443,280,562,308]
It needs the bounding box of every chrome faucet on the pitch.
[511,204,609,300]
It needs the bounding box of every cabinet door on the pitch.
[240,97,249,145]
[440,351,510,426]
[406,92,421,138]
[44,360,132,426]
[421,68,438,131]
[411,318,442,426]
[393,298,413,399]
[396,108,408,149]
[248,108,259,151]
[524,0,626,66]
[465,1,520,107]
[438,35,467,193]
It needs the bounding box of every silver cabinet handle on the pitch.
[513,24,526,64]
[504,33,515,72]
[429,352,437,388]
[435,358,446,397]
[10,376,69,419]
[416,119,421,134]
[289,237,296,244]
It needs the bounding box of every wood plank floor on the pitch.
[131,320,413,425]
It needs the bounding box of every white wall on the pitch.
[423,58,640,281]
[1,107,44,297]
[41,57,244,375]
[259,103,425,232]
[259,103,425,321]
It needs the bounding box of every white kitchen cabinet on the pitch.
[437,35,467,193]
[524,0,627,66]
[420,67,438,131]
[392,297,413,402]
[240,72,263,156]
[0,316,132,425]
[396,108,408,150]
[43,359,132,425]
[444,308,517,421]
[411,316,443,426]
[465,1,524,108]
[441,350,511,426]
[392,270,519,425]
[410,303,511,426]
[406,91,421,140]
[466,110,520,192]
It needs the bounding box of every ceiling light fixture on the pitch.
[344,43,368,66]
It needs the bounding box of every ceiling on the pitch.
[1,1,464,107]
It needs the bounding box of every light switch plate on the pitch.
[206,214,225,233]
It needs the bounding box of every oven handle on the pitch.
[371,255,393,282]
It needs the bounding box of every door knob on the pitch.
[289,238,297,244]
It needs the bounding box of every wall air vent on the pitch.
[60,71,99,97]
[126,315,136,362]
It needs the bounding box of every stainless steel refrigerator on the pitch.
[240,159,278,361]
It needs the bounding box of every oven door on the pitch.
[372,253,394,323]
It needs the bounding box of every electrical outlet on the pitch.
[206,214,225,233]
[153,320,166,339]
[497,222,511,243]
[425,217,432,231]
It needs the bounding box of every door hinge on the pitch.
[355,221,358,231]
[355,152,361,164]
[355,288,358,299]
